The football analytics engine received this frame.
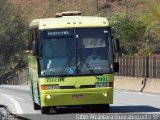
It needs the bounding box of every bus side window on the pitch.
[30,28,39,56]
[28,29,32,51]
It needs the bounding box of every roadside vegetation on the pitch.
[0,0,27,84]
[0,0,159,84]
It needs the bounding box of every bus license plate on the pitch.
[72,94,83,99]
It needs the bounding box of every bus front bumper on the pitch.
[40,88,113,107]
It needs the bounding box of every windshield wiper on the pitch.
[58,42,76,76]
[58,57,72,76]
[78,53,96,75]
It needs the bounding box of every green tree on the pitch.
[111,17,147,55]
[139,0,160,54]
[0,0,27,84]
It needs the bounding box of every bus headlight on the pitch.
[46,95,51,99]
[103,92,108,97]
[96,82,109,88]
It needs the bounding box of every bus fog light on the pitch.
[103,93,108,97]
[46,95,51,99]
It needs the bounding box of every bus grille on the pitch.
[80,85,95,88]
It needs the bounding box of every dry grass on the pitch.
[10,0,145,23]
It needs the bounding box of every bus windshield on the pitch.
[40,28,111,76]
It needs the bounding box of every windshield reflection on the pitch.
[39,28,111,76]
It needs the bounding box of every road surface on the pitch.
[0,85,160,120]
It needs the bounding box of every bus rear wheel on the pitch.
[41,107,50,114]
[33,102,40,110]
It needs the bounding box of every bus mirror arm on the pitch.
[114,62,119,73]
[111,36,114,40]
[32,41,38,56]
[25,50,33,54]
[115,38,120,54]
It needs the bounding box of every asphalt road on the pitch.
[0,85,160,120]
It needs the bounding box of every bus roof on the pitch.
[29,16,109,30]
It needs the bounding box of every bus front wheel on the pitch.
[95,104,110,112]
[41,107,50,114]
[33,102,40,110]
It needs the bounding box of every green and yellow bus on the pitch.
[28,11,119,114]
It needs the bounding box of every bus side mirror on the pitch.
[115,38,120,54]
[25,50,32,55]
[32,41,38,56]
[112,36,120,55]
[114,62,119,72]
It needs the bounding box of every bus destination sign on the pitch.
[46,30,73,38]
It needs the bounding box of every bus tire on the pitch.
[95,104,110,112]
[41,107,50,114]
[106,104,110,112]
[33,102,40,110]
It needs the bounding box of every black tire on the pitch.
[32,82,41,110]
[94,104,110,112]
[106,104,110,112]
[41,107,50,114]
[33,102,40,110]
[31,84,40,110]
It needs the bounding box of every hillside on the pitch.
[10,0,160,54]
[10,0,145,23]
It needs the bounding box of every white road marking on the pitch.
[0,93,23,114]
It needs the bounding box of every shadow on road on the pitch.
[48,105,160,115]
[110,105,160,113]
[16,106,160,120]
